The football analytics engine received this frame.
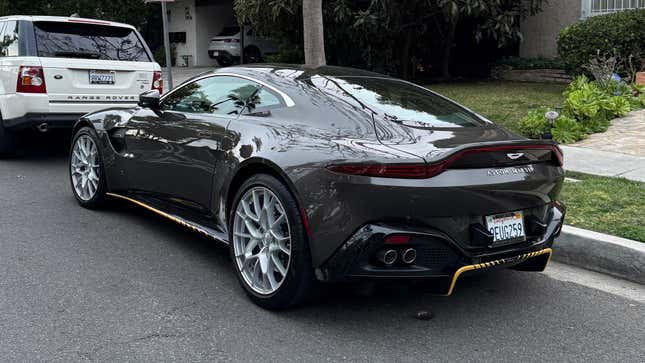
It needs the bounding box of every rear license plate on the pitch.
[212,51,219,56]
[89,70,116,85]
[485,211,526,244]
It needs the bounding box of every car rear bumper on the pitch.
[2,113,85,130]
[315,205,564,295]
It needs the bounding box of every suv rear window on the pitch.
[33,21,150,62]
[217,27,240,36]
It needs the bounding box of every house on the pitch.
[164,0,237,67]
[520,0,645,58]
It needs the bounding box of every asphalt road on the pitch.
[1,136,644,362]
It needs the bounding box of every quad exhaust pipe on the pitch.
[401,248,417,264]
[37,123,48,133]
[378,249,398,265]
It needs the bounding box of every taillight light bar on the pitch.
[224,38,240,43]
[326,144,563,179]
[152,71,163,93]
[17,66,47,94]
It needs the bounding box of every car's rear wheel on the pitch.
[217,56,234,67]
[69,127,107,209]
[0,116,18,158]
[229,174,313,309]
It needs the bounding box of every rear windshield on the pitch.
[33,21,150,62]
[217,27,240,36]
[316,77,485,128]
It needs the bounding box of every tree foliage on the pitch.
[0,0,152,30]
[234,0,545,79]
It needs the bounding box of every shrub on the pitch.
[518,107,551,139]
[557,9,645,77]
[154,46,177,67]
[552,115,586,144]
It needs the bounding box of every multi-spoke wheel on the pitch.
[233,186,291,295]
[69,127,107,208]
[229,174,313,309]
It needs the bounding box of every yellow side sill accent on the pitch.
[106,192,215,239]
[445,247,553,296]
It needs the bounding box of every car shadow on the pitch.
[6,130,70,162]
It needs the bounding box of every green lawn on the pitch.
[428,81,566,133]
[561,172,645,242]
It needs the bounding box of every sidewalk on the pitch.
[562,109,645,182]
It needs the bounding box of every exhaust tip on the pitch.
[378,249,398,266]
[402,248,417,264]
[37,123,48,133]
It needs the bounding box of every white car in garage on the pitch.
[0,15,162,157]
[207,26,279,67]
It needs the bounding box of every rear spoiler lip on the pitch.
[426,140,562,165]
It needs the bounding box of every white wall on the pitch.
[167,0,197,66]
[194,3,237,66]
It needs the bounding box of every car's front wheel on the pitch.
[69,127,107,209]
[229,174,313,309]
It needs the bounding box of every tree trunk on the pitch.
[302,0,326,67]
[399,30,413,80]
[440,15,458,80]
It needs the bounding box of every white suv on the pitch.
[0,16,162,157]
[207,26,279,67]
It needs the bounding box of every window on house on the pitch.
[585,0,645,17]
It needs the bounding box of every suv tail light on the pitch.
[224,38,240,43]
[17,66,47,93]
[152,71,163,93]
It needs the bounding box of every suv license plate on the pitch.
[89,70,116,85]
[485,211,526,244]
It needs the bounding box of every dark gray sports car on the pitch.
[69,64,565,309]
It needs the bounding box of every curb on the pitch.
[552,225,645,285]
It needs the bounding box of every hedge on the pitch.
[557,9,645,76]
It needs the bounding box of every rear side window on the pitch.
[33,21,150,62]
[314,76,485,128]
[0,21,20,57]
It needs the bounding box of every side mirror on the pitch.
[138,90,160,109]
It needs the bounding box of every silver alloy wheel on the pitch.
[233,186,292,295]
[70,135,100,201]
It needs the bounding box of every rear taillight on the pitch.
[152,71,163,94]
[326,144,563,179]
[326,164,429,179]
[224,38,240,43]
[17,66,47,93]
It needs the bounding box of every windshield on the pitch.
[34,21,151,62]
[318,77,485,128]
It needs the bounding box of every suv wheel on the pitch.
[229,174,313,310]
[0,117,18,158]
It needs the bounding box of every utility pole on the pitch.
[161,1,173,90]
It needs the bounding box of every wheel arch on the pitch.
[225,158,306,229]
[71,118,95,137]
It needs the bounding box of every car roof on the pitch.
[0,15,135,29]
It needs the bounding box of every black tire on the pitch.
[229,174,314,310]
[244,46,262,63]
[217,56,234,67]
[69,127,108,209]
[0,116,18,158]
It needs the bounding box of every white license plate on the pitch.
[212,51,219,56]
[89,70,116,85]
[485,211,526,244]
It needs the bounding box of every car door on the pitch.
[123,75,259,212]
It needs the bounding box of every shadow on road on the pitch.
[7,130,70,162]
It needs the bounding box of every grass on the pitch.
[560,172,645,242]
[428,81,566,133]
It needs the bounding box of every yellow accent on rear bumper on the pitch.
[445,248,553,296]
